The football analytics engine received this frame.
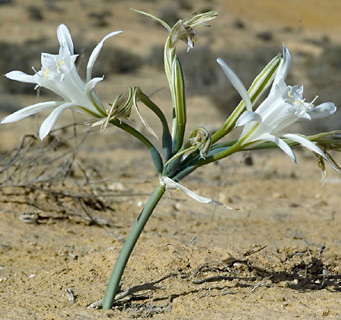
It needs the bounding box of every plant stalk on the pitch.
[102,183,166,310]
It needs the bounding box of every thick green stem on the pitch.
[102,183,166,310]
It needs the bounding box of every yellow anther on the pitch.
[288,91,294,98]
[43,67,49,80]
[56,59,64,74]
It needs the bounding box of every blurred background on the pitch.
[1,0,341,150]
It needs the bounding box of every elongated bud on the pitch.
[171,58,186,152]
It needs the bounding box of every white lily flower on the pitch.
[1,24,122,140]
[218,46,338,167]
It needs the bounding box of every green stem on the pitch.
[110,119,163,173]
[164,145,196,168]
[102,183,166,310]
[173,141,243,180]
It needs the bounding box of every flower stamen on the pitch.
[310,95,319,106]
[43,67,49,80]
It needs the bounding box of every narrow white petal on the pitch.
[85,77,105,113]
[217,58,253,111]
[281,45,292,77]
[263,134,296,163]
[57,24,74,55]
[283,133,323,154]
[283,133,340,171]
[236,110,262,127]
[86,31,122,82]
[160,176,232,209]
[308,102,337,119]
[1,101,61,124]
[39,102,74,140]
[273,45,291,85]
[85,77,103,93]
[6,71,36,84]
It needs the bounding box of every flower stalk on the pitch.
[102,183,166,310]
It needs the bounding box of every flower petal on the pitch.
[57,24,74,55]
[271,45,291,91]
[283,133,322,154]
[1,101,61,124]
[263,133,296,163]
[85,76,103,93]
[308,102,337,119]
[217,58,253,111]
[236,110,262,127]
[39,102,74,140]
[86,31,122,82]
[6,71,36,84]
[283,133,340,171]
[85,77,106,114]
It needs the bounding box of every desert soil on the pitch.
[0,0,341,319]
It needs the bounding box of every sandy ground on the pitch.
[0,0,341,319]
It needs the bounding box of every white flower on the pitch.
[217,46,338,166]
[1,24,121,140]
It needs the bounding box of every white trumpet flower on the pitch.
[217,46,338,167]
[2,24,121,140]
